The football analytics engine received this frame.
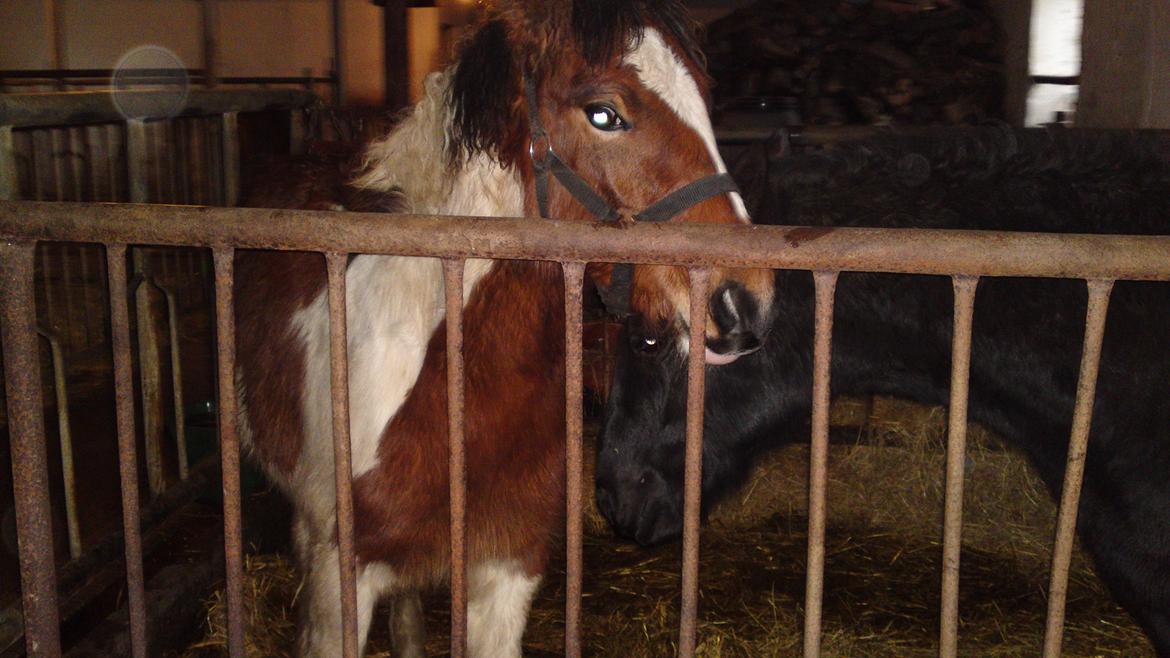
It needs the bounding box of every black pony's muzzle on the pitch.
[596,467,684,546]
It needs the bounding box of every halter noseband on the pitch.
[524,75,740,316]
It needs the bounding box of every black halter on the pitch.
[524,75,740,316]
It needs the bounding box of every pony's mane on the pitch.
[352,0,702,212]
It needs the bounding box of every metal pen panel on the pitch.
[803,271,838,658]
[212,247,246,658]
[562,261,586,658]
[106,244,149,658]
[678,267,711,658]
[326,252,360,658]
[940,275,979,657]
[1042,279,1114,658]
[0,241,63,657]
[442,258,468,658]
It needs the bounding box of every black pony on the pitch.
[595,126,1170,655]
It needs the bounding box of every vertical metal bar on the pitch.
[325,252,359,658]
[127,119,149,203]
[678,267,711,658]
[803,270,838,658]
[212,247,246,658]
[0,241,63,657]
[37,328,82,559]
[940,275,979,658]
[442,258,467,658]
[562,262,586,658]
[161,286,189,480]
[1042,279,1114,658]
[0,126,17,201]
[220,112,240,207]
[107,244,150,658]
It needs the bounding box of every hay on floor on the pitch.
[176,396,1155,657]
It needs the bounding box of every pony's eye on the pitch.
[585,103,626,131]
[635,335,661,355]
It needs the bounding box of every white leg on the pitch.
[466,560,541,658]
[389,590,426,658]
[296,534,395,658]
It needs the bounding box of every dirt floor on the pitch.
[177,397,1155,657]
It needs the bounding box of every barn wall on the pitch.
[0,0,445,106]
[0,0,55,69]
[1079,0,1170,128]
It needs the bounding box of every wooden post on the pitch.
[0,126,16,201]
[1078,0,1170,128]
[332,0,346,103]
[383,0,410,111]
[202,0,220,88]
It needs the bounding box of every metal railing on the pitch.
[2,201,1170,657]
[0,90,316,651]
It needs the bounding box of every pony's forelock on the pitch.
[447,0,703,166]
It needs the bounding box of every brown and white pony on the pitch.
[234,1,774,656]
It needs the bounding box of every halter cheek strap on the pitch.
[524,75,741,316]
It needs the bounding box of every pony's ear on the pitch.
[450,19,523,166]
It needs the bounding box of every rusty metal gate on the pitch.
[1,201,1169,658]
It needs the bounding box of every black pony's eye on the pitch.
[585,103,627,131]
[634,335,661,355]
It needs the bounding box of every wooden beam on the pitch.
[383,0,409,111]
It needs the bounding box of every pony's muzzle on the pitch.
[704,276,771,365]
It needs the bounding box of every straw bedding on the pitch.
[176,397,1154,657]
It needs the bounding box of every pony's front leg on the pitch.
[388,590,426,658]
[296,536,394,657]
[466,560,541,658]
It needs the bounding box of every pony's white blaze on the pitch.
[625,28,749,221]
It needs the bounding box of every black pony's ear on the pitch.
[449,19,523,166]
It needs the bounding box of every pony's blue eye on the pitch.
[585,103,626,131]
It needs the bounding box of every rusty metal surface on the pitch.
[1042,279,1115,658]
[212,247,246,658]
[940,276,979,658]
[5,202,1170,281]
[562,262,586,658]
[0,89,316,128]
[442,258,468,658]
[107,244,150,658]
[802,271,838,658]
[0,241,63,657]
[678,267,711,658]
[326,252,359,658]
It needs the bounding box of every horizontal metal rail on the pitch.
[2,202,1170,280]
[0,89,315,128]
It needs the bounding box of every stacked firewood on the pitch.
[705,0,1004,126]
